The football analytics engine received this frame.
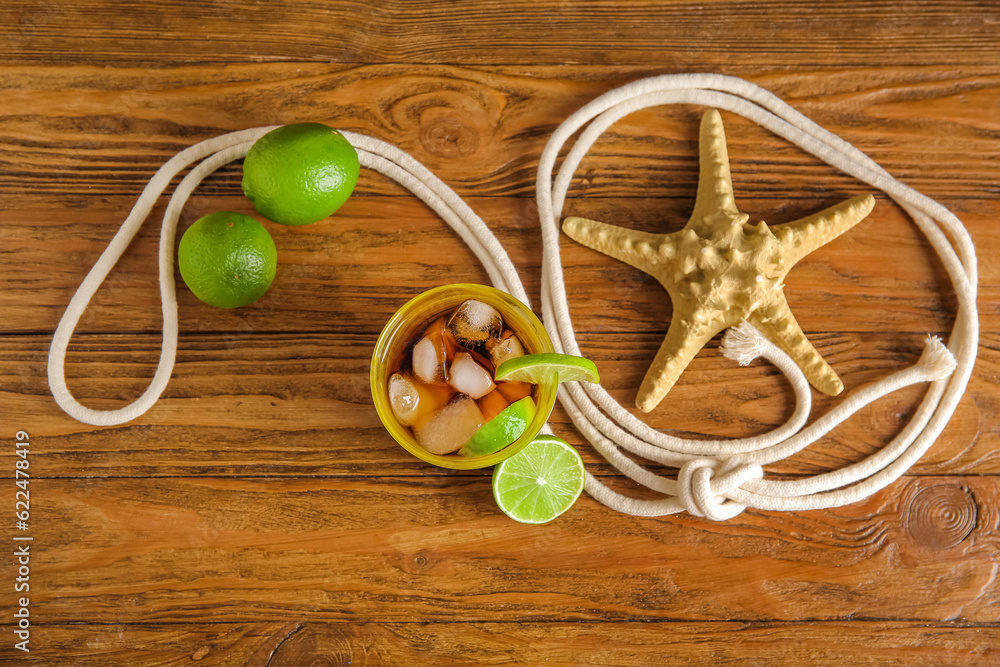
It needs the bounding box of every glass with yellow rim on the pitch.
[370,283,557,469]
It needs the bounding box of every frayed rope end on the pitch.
[721,320,766,366]
[918,335,957,382]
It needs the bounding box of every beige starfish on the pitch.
[563,109,875,413]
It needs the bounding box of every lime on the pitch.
[178,211,277,309]
[242,123,359,226]
[491,435,585,524]
[494,353,600,385]
[459,396,536,457]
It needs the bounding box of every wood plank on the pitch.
[1,623,291,665]
[3,1,997,67]
[19,475,1000,624]
[0,64,997,199]
[3,332,994,478]
[12,621,1000,665]
[2,194,992,335]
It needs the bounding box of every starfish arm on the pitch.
[746,297,844,396]
[772,194,875,267]
[690,109,742,225]
[636,310,728,413]
[562,216,670,276]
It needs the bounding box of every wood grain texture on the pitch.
[1,65,997,199]
[2,0,999,663]
[18,475,1000,624]
[2,194,995,335]
[2,1,998,67]
[2,332,997,478]
[13,621,1000,666]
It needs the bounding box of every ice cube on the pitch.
[448,351,495,399]
[388,372,450,426]
[490,331,525,368]
[477,390,509,422]
[413,395,485,455]
[447,299,502,347]
[465,347,495,374]
[412,329,454,385]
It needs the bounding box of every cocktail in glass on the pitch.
[370,284,557,469]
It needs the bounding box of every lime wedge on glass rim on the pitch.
[459,396,536,458]
[494,353,600,385]
[492,435,585,524]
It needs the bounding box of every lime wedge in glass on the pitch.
[491,435,585,524]
[459,396,536,457]
[494,353,600,385]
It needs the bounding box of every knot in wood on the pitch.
[905,484,977,550]
[419,114,479,159]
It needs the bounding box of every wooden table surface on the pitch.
[2,1,999,664]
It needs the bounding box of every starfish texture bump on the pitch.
[562,109,875,413]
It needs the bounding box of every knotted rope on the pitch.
[48,73,977,521]
[536,74,976,518]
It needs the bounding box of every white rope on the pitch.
[47,73,977,523]
[47,128,526,426]
[48,127,276,426]
[537,74,977,518]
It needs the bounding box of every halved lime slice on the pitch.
[494,353,600,385]
[459,396,536,457]
[491,435,585,524]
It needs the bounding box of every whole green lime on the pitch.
[241,123,360,226]
[178,211,277,309]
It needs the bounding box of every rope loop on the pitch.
[536,73,976,519]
